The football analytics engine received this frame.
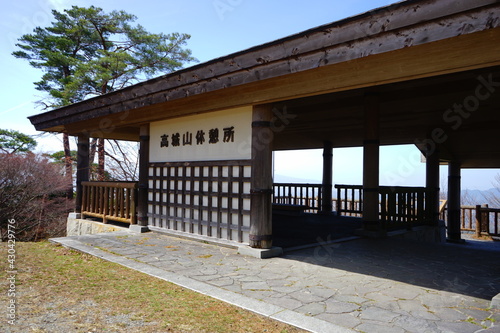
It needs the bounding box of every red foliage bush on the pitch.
[0,153,73,241]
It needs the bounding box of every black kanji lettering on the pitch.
[223,126,235,142]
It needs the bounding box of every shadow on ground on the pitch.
[273,212,363,249]
[282,235,500,300]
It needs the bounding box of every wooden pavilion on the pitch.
[30,0,500,254]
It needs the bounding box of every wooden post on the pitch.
[75,135,90,214]
[362,92,381,233]
[475,204,482,238]
[336,186,341,214]
[447,161,463,242]
[103,186,109,223]
[425,147,440,225]
[321,140,333,214]
[250,104,273,249]
[138,124,150,226]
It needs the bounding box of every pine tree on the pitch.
[13,5,196,181]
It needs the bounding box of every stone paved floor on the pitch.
[53,231,500,333]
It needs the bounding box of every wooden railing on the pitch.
[81,181,138,224]
[460,205,476,231]
[336,185,431,228]
[476,205,500,238]
[333,199,363,217]
[273,183,500,235]
[379,186,430,229]
[335,185,363,216]
[273,183,322,211]
[440,204,488,232]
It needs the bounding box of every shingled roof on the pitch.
[29,0,500,139]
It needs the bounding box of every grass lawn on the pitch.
[1,242,305,332]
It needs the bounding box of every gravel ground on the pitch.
[5,290,162,333]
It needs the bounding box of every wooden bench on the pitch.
[272,203,309,216]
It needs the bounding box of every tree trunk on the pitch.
[98,138,105,181]
[88,138,97,179]
[62,133,74,199]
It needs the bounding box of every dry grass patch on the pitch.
[0,242,305,333]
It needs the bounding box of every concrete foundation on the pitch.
[67,213,127,236]
[238,246,283,259]
[491,294,500,309]
[129,225,150,233]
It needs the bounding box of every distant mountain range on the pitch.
[459,188,500,206]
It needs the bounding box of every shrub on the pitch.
[0,153,72,241]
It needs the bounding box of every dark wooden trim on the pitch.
[321,140,333,214]
[138,125,150,226]
[426,147,440,226]
[148,160,251,243]
[189,165,195,235]
[75,135,90,213]
[227,165,233,241]
[216,165,222,239]
[150,160,251,167]
[252,121,272,128]
[249,234,272,241]
[362,93,381,231]
[147,202,250,215]
[147,213,250,232]
[208,165,214,237]
[250,104,273,249]
[174,166,180,231]
[363,139,380,145]
[237,165,245,242]
[447,161,462,241]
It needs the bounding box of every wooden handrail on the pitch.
[81,181,138,224]
[273,183,322,211]
[476,205,500,238]
[335,185,363,216]
[379,186,430,229]
[81,181,138,188]
[441,204,491,232]
[335,185,432,228]
[276,183,500,235]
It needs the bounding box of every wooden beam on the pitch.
[249,105,273,249]
[362,93,381,232]
[137,124,150,226]
[75,135,90,214]
[33,26,500,134]
[426,146,441,227]
[321,141,333,214]
[447,161,463,242]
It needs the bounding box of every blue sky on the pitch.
[1,0,499,190]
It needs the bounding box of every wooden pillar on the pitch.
[362,93,381,232]
[321,141,333,214]
[137,124,150,226]
[75,135,90,214]
[250,105,273,249]
[425,147,440,225]
[447,161,463,242]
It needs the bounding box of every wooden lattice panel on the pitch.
[148,160,251,243]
